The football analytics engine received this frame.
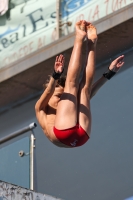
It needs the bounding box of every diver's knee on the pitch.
[65,80,79,89]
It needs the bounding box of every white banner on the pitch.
[61,0,133,35]
[0,0,133,69]
[0,0,57,69]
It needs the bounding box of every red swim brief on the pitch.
[53,124,89,147]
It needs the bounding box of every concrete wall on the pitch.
[0,50,133,200]
[0,181,63,200]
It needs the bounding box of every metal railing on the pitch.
[0,122,37,144]
[0,122,37,190]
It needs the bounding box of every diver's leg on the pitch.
[78,23,97,136]
[55,21,86,129]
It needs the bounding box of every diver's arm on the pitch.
[35,77,57,112]
[35,77,58,130]
[90,55,124,99]
[35,54,65,130]
[35,54,64,112]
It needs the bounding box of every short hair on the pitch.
[44,75,66,89]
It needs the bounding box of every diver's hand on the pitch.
[54,54,65,73]
[109,55,124,72]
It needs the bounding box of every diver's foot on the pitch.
[86,23,97,45]
[75,20,87,41]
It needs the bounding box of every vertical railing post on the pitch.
[56,0,61,39]
[30,133,35,190]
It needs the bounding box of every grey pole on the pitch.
[56,0,61,39]
[30,133,35,190]
[0,122,37,144]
